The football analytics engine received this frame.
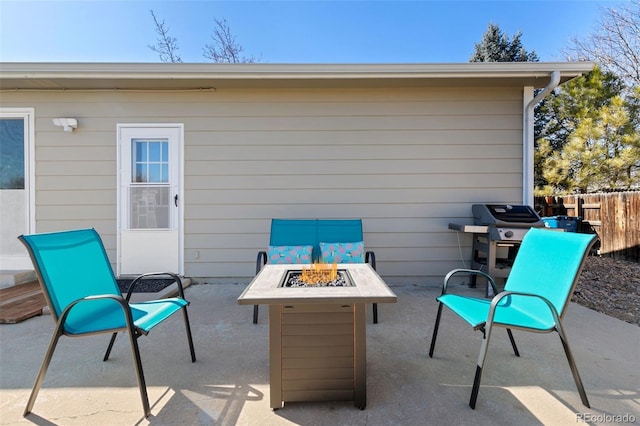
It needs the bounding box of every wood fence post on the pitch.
[576,197,582,218]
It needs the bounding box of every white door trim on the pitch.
[116,123,184,276]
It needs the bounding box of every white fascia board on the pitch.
[0,61,595,81]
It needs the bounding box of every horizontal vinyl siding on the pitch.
[182,86,523,283]
[2,85,524,284]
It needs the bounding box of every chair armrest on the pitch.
[81,294,128,312]
[125,272,186,301]
[57,293,133,335]
[365,251,376,270]
[442,268,498,296]
[256,251,267,274]
[486,290,560,330]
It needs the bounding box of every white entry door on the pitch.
[117,124,183,276]
[0,109,34,270]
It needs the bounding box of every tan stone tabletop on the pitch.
[237,263,397,306]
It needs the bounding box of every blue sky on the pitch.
[0,0,626,63]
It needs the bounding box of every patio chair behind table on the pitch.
[429,228,598,409]
[18,228,196,418]
[253,219,378,323]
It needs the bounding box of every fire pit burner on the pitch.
[279,270,355,288]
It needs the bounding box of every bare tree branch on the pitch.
[564,0,639,88]
[148,10,182,63]
[202,18,256,63]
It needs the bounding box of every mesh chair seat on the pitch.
[438,293,557,331]
[62,297,189,335]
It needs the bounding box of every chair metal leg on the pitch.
[366,252,378,324]
[470,328,518,409]
[182,308,196,362]
[103,332,118,361]
[253,305,259,324]
[127,329,151,418]
[469,365,484,409]
[24,325,64,416]
[556,324,590,408]
[429,303,444,358]
[470,322,494,409]
[506,329,520,357]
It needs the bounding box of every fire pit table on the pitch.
[237,263,397,410]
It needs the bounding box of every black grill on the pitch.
[474,204,543,226]
[449,204,544,296]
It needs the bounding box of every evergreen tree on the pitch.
[536,67,623,152]
[469,24,639,194]
[470,24,539,62]
[536,68,640,193]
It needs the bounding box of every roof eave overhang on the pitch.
[0,62,595,90]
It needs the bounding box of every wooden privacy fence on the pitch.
[534,192,640,262]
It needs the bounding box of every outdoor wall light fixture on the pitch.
[52,118,78,132]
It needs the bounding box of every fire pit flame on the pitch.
[300,261,338,285]
[280,269,353,288]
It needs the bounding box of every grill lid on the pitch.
[472,204,543,227]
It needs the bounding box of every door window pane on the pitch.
[129,186,170,229]
[148,164,162,182]
[0,118,25,189]
[132,139,168,183]
[135,164,146,183]
[135,141,146,164]
[162,142,168,161]
[149,141,161,161]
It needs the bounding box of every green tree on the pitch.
[535,66,623,153]
[536,70,640,193]
[537,0,640,194]
[470,23,539,62]
[469,24,639,194]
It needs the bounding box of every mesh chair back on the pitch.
[19,228,120,325]
[505,228,597,318]
[270,219,364,262]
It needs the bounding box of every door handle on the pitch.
[174,194,179,207]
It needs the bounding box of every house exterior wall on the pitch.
[1,85,524,285]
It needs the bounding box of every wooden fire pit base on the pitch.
[237,263,396,410]
[269,303,366,410]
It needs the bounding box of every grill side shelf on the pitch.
[448,223,489,233]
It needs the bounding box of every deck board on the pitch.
[0,281,46,324]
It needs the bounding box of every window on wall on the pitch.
[0,118,25,189]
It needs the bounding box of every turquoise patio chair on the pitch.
[428,228,597,409]
[18,228,196,418]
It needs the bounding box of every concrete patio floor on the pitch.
[1,283,638,425]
